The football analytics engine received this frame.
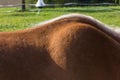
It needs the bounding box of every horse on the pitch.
[0,13,120,80]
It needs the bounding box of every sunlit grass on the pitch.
[0,6,120,31]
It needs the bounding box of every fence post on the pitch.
[22,0,26,11]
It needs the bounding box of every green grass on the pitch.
[0,6,120,31]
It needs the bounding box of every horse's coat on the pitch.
[0,14,120,80]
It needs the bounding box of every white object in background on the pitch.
[35,0,46,7]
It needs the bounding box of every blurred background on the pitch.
[0,0,120,31]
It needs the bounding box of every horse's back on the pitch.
[0,14,120,80]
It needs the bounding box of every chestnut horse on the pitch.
[0,14,120,80]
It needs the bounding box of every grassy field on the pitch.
[0,6,120,31]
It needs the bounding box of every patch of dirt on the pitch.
[0,0,21,5]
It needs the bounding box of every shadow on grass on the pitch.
[1,7,120,17]
[41,7,120,13]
